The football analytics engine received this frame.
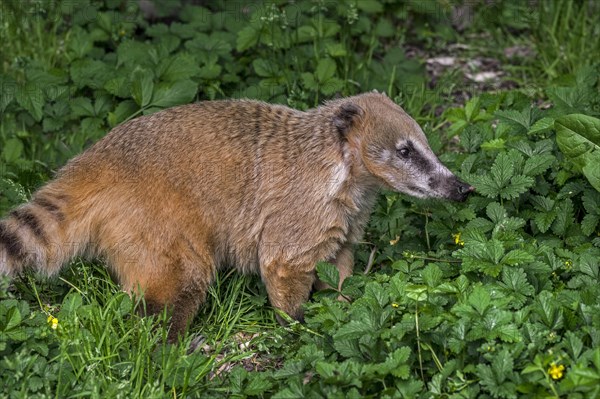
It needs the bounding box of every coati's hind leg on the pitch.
[120,244,215,343]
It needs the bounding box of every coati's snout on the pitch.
[437,175,475,202]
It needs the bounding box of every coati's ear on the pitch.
[333,103,364,137]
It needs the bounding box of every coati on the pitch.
[0,92,473,340]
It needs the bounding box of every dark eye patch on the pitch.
[398,140,434,173]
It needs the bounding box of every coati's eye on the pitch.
[397,147,410,158]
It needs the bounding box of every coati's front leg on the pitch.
[261,260,315,324]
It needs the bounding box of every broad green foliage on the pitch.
[2,0,600,398]
[555,114,600,191]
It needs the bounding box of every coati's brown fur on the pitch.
[0,92,472,340]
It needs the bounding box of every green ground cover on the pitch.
[1,0,600,397]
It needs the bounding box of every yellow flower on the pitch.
[564,260,573,270]
[392,303,399,308]
[47,315,59,330]
[548,362,565,380]
[389,235,400,246]
[452,232,465,246]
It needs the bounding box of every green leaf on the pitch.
[564,331,584,360]
[151,80,197,108]
[555,114,600,191]
[503,175,534,200]
[556,114,600,157]
[2,138,24,163]
[582,151,600,192]
[334,319,372,340]
[496,107,531,132]
[57,295,82,319]
[486,202,506,224]
[236,25,259,51]
[158,54,201,82]
[3,306,22,331]
[15,82,44,121]
[582,213,600,236]
[316,58,336,82]
[71,97,95,117]
[523,154,555,176]
[501,250,534,266]
[422,264,442,287]
[0,74,16,112]
[498,268,534,307]
[528,117,555,135]
[131,70,154,107]
[326,42,347,57]
[320,77,344,95]
[552,198,574,236]
[316,262,340,289]
[301,73,317,90]
[468,286,491,315]
[108,100,138,127]
[244,373,273,395]
[356,0,383,13]
[481,138,506,150]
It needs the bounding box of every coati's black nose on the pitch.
[456,182,475,202]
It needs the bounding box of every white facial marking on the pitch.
[328,161,349,196]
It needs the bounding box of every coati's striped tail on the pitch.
[0,185,85,277]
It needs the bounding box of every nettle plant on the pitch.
[217,69,600,398]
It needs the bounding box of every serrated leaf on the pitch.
[577,253,599,279]
[71,97,95,117]
[534,211,557,233]
[528,117,555,135]
[3,306,22,331]
[468,286,491,315]
[320,77,344,95]
[2,138,24,163]
[422,264,442,287]
[486,202,506,223]
[253,58,276,78]
[151,80,197,108]
[15,82,44,121]
[244,374,273,395]
[502,175,534,200]
[501,250,534,266]
[326,42,347,57]
[498,268,534,308]
[582,214,599,236]
[316,58,336,82]
[131,70,154,107]
[582,151,600,192]
[481,138,506,150]
[534,291,563,330]
[316,262,340,289]
[523,154,555,176]
[158,54,201,82]
[496,108,531,132]
[555,114,600,191]
[564,331,584,360]
[334,320,372,341]
[552,198,574,236]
